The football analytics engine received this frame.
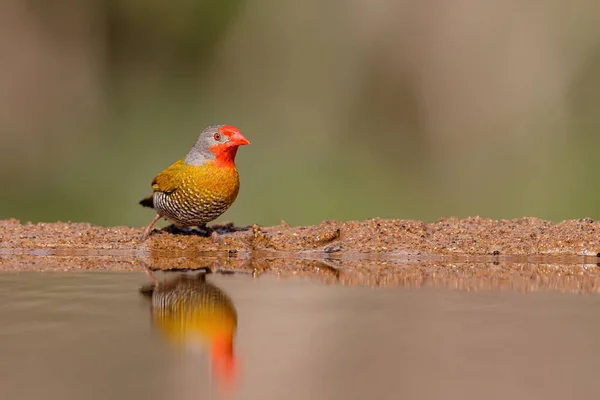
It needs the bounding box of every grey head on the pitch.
[184,124,228,166]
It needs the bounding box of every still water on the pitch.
[1,268,600,400]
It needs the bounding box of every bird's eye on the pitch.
[213,132,222,141]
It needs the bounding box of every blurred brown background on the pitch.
[1,0,600,228]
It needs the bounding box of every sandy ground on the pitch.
[2,217,600,293]
[1,216,600,257]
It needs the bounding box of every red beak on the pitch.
[229,131,250,146]
[218,125,250,146]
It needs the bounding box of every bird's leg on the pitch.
[196,223,213,236]
[140,214,161,242]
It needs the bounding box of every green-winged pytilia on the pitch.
[139,125,250,240]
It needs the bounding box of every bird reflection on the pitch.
[140,271,238,394]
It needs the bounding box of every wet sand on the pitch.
[1,251,599,294]
[2,217,600,293]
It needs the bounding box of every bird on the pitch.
[139,124,250,241]
[140,272,238,392]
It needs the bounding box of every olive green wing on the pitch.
[139,159,188,208]
[151,159,186,194]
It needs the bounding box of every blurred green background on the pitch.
[1,0,600,229]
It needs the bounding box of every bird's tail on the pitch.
[139,195,154,208]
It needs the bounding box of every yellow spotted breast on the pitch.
[151,159,240,226]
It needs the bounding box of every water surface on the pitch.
[0,268,599,400]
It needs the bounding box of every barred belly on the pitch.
[153,190,235,226]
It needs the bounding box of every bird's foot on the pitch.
[140,231,150,242]
[162,225,198,236]
[148,223,225,241]
[162,224,216,238]
[140,227,154,242]
[196,224,215,237]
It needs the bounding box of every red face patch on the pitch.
[209,125,249,167]
[217,125,250,147]
[218,125,241,138]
